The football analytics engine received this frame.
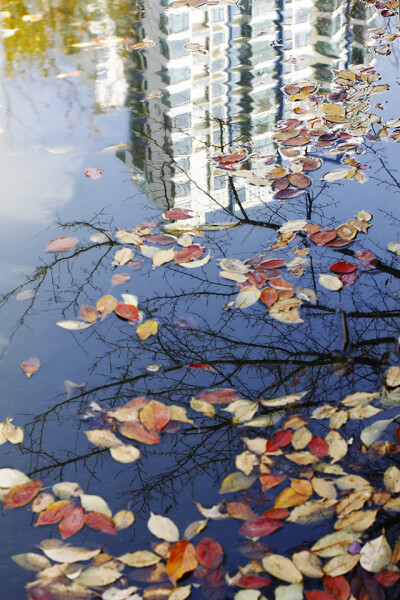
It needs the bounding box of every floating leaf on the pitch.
[167,541,198,584]
[119,422,160,445]
[3,480,42,508]
[319,274,343,291]
[56,320,92,330]
[292,551,323,578]
[361,417,397,447]
[45,237,79,252]
[219,472,256,494]
[0,468,29,489]
[239,516,283,538]
[235,287,261,309]
[148,512,179,542]
[323,575,351,600]
[115,230,143,245]
[35,500,75,526]
[119,551,161,567]
[85,511,117,535]
[385,367,400,388]
[140,400,170,433]
[21,357,41,378]
[323,553,360,577]
[78,305,100,323]
[329,262,357,274]
[3,419,24,444]
[80,494,112,517]
[113,510,135,530]
[196,538,223,568]
[262,555,303,584]
[383,466,400,493]
[84,168,103,179]
[38,540,101,563]
[174,245,204,264]
[137,320,158,340]
[77,566,122,587]
[110,444,141,463]
[84,429,121,449]
[59,506,85,539]
[113,247,134,266]
[114,303,139,321]
[12,553,51,572]
[111,273,130,286]
[153,247,175,267]
[360,535,391,573]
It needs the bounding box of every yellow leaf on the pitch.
[334,509,378,532]
[219,472,256,494]
[137,320,159,340]
[262,554,303,583]
[323,103,346,117]
[190,397,215,417]
[292,551,323,578]
[323,553,360,576]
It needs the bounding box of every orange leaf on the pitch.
[274,487,310,509]
[139,401,170,433]
[35,500,75,526]
[119,422,160,445]
[263,508,290,520]
[196,538,224,568]
[21,357,41,378]
[323,574,351,599]
[85,511,117,535]
[260,288,278,308]
[166,541,198,584]
[114,303,139,321]
[226,502,257,520]
[59,506,85,539]
[3,480,43,509]
[260,474,286,490]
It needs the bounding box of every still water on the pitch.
[1,0,400,598]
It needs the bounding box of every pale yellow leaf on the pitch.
[148,512,179,542]
[12,552,52,571]
[360,534,392,572]
[31,493,55,512]
[319,274,343,290]
[285,452,318,465]
[311,530,361,557]
[235,286,261,309]
[287,500,336,524]
[153,247,175,267]
[77,566,122,586]
[113,247,133,266]
[118,551,161,567]
[261,391,308,408]
[79,494,112,517]
[96,295,118,316]
[235,451,258,476]
[323,553,360,576]
[349,405,382,419]
[0,468,29,489]
[115,230,143,245]
[292,550,323,578]
[183,519,209,540]
[169,585,192,600]
[113,510,135,530]
[326,431,348,464]
[219,472,256,494]
[110,444,141,463]
[334,509,378,532]
[85,429,121,449]
[168,405,193,424]
[311,477,337,500]
[39,540,101,563]
[3,419,24,444]
[384,466,400,494]
[190,397,215,417]
[336,489,371,516]
[292,427,312,450]
[262,554,303,584]
[340,391,380,407]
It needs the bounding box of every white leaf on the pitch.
[12,552,52,571]
[235,286,261,309]
[56,320,92,330]
[361,417,397,447]
[147,512,179,542]
[121,294,138,306]
[319,274,343,291]
[275,583,304,600]
[110,444,141,463]
[80,494,112,517]
[112,247,133,266]
[77,566,122,586]
[0,468,29,489]
[360,534,392,572]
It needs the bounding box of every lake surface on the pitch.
[1,1,400,599]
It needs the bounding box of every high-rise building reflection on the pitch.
[121,0,374,221]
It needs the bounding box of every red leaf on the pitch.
[262,508,290,519]
[310,230,337,245]
[114,303,139,321]
[217,151,247,165]
[85,511,117,535]
[325,239,352,248]
[273,430,293,447]
[323,575,351,600]
[174,245,205,264]
[247,271,269,288]
[35,500,75,526]
[188,363,218,373]
[197,389,241,404]
[235,575,272,588]
[85,168,103,179]
[339,272,358,286]
[163,209,193,220]
[309,436,329,458]
[143,234,175,245]
[375,571,400,587]
[260,288,278,308]
[45,237,79,252]
[260,474,286,489]
[139,400,170,433]
[266,440,280,452]
[396,424,400,443]
[329,262,357,274]
[167,541,198,584]
[269,278,294,292]
[118,422,160,445]
[123,397,148,409]
[196,538,224,568]
[258,259,286,270]
[356,250,377,270]
[59,506,85,539]
[3,480,43,509]
[239,516,283,538]
[305,592,336,600]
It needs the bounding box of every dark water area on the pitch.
[1,0,400,599]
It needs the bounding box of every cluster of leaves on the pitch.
[361,0,399,18]
[84,397,193,463]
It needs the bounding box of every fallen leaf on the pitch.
[119,422,160,445]
[45,237,79,252]
[35,500,75,526]
[110,444,141,463]
[56,320,92,330]
[292,551,323,578]
[3,419,24,444]
[3,480,43,508]
[85,511,117,535]
[12,553,51,572]
[113,510,135,530]
[196,538,223,568]
[59,506,85,539]
[114,303,139,321]
[118,551,161,567]
[137,320,158,340]
[84,168,103,180]
[323,553,360,577]
[319,274,343,291]
[166,541,198,584]
[84,429,121,449]
[239,516,283,538]
[360,535,391,573]
[219,472,257,494]
[262,554,303,583]
[148,512,179,542]
[140,400,170,433]
[21,357,41,378]
[80,494,112,517]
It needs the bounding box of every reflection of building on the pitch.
[121,0,374,221]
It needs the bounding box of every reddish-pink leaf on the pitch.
[273,430,293,447]
[274,189,305,199]
[196,538,224,568]
[239,516,283,538]
[139,400,170,433]
[310,230,337,245]
[288,173,312,188]
[269,278,294,292]
[188,363,218,373]
[85,511,117,535]
[111,273,130,286]
[27,588,53,600]
[174,245,205,264]
[35,500,75,526]
[309,436,329,458]
[59,506,85,539]
[119,422,160,445]
[356,250,377,270]
[248,271,269,288]
[217,151,247,165]
[266,439,279,452]
[260,474,286,489]
[282,136,311,147]
[163,209,193,220]
[329,262,357,274]
[305,592,336,600]
[21,357,41,378]
[260,288,278,308]
[339,272,358,286]
[114,303,139,321]
[323,575,351,600]
[258,259,286,270]
[325,239,352,248]
[235,575,272,588]
[3,480,43,509]
[45,237,79,252]
[143,234,175,245]
[272,178,290,191]
[375,571,400,587]
[85,168,103,179]
[123,397,148,410]
[197,389,241,404]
